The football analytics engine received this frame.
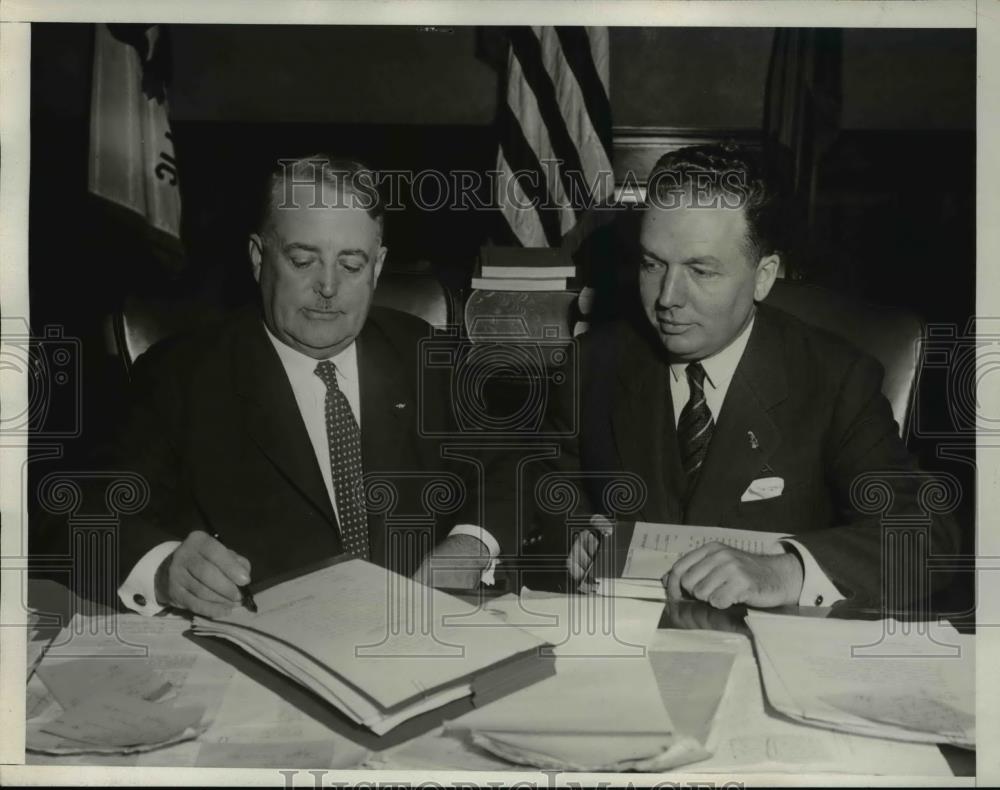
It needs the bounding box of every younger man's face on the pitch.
[638,193,777,361]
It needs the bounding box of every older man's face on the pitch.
[250,197,386,359]
[638,195,777,361]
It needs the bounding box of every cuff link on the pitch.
[814,594,824,606]
[133,593,147,607]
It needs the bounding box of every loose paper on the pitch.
[39,693,205,749]
[36,658,170,710]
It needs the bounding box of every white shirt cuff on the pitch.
[780,538,846,608]
[447,524,500,586]
[117,541,181,615]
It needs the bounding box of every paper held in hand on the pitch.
[191,559,553,735]
[597,521,790,600]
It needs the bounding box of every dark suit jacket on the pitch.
[104,305,488,586]
[541,303,960,607]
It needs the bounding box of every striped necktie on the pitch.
[677,361,714,500]
[314,360,370,560]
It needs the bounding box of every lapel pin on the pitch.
[394,402,407,410]
[747,430,759,450]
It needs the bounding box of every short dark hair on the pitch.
[645,143,784,263]
[257,154,385,236]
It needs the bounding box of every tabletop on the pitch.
[21,576,975,777]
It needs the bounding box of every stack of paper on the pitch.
[747,611,975,749]
[191,560,552,735]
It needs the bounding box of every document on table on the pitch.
[445,650,701,770]
[746,611,975,749]
[27,613,228,756]
[36,658,171,710]
[39,612,237,710]
[26,610,370,766]
[370,592,686,770]
[481,588,664,656]
[439,590,709,772]
[38,693,204,750]
[192,559,551,735]
[597,521,790,600]
[197,663,370,768]
[372,622,954,777]
[665,628,954,776]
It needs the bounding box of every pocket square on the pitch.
[740,476,785,502]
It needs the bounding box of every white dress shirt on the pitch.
[267,326,361,517]
[668,313,845,608]
[118,324,498,616]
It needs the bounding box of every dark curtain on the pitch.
[762,28,843,278]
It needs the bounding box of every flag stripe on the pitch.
[490,26,613,248]
[554,27,613,163]
[535,26,613,204]
[496,151,550,248]
[496,102,563,247]
[584,26,610,95]
[505,43,578,235]
[508,28,590,221]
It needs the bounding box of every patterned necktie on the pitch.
[677,361,714,499]
[314,360,370,560]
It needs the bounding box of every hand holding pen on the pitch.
[211,531,258,612]
[153,530,257,618]
[567,514,615,593]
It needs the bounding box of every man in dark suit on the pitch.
[561,144,959,610]
[112,156,496,618]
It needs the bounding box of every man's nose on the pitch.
[657,265,685,308]
[316,261,338,298]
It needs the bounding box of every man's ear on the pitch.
[248,234,264,284]
[753,253,781,302]
[373,244,387,285]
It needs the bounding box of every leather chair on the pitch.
[763,280,924,442]
[371,263,454,330]
[110,265,454,375]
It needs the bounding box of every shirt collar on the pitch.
[263,322,358,383]
[669,312,756,390]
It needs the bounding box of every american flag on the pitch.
[491,27,613,248]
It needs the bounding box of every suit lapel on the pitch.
[234,317,335,526]
[686,310,787,525]
[611,324,684,522]
[355,315,414,566]
[356,316,411,474]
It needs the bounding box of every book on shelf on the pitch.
[191,558,553,736]
[471,275,569,292]
[478,245,577,280]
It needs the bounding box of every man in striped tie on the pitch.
[561,144,959,611]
